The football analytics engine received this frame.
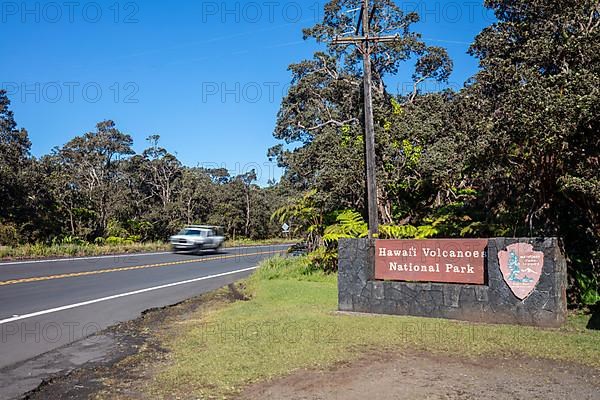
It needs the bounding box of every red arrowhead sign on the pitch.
[498,243,544,300]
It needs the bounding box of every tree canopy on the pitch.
[270,0,599,305]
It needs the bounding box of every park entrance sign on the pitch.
[338,238,567,328]
[375,239,487,284]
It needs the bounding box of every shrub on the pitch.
[60,235,88,246]
[105,236,134,246]
[0,223,19,246]
[253,256,330,282]
[576,270,600,306]
[107,220,129,239]
[307,247,338,274]
[127,235,142,243]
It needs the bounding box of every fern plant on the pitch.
[576,271,600,306]
[323,210,368,244]
[323,209,444,243]
[379,224,418,239]
[305,208,445,273]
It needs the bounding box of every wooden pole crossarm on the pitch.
[332,36,366,44]
[332,35,401,45]
[373,35,402,43]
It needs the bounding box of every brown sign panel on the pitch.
[375,239,488,284]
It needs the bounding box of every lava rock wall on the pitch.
[338,238,567,327]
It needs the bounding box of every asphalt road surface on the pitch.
[0,244,289,373]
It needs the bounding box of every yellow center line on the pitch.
[0,250,284,287]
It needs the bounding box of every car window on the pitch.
[179,229,205,236]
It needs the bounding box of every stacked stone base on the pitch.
[338,238,567,328]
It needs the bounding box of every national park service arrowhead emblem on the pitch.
[498,243,544,300]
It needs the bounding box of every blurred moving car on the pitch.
[170,225,225,254]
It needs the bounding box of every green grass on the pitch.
[0,242,170,260]
[152,256,600,399]
[0,239,294,261]
[251,255,335,282]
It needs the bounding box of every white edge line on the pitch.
[0,266,259,325]
[0,244,291,266]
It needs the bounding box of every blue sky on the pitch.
[1,1,495,184]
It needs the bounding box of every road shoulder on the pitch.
[11,285,240,400]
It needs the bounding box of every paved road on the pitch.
[0,245,289,372]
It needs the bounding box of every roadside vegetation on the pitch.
[150,256,600,399]
[1,0,597,308]
[0,238,292,261]
[0,241,168,260]
[267,0,600,308]
[0,116,293,251]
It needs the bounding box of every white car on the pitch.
[170,225,225,254]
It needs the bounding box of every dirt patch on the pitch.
[239,351,600,400]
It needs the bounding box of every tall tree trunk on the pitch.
[377,187,393,225]
[244,188,250,237]
[68,205,75,236]
[187,197,193,225]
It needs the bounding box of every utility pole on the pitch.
[332,0,399,238]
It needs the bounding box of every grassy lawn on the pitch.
[152,256,600,399]
[0,239,293,261]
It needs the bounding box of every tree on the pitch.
[138,135,182,209]
[467,0,599,229]
[58,120,134,236]
[42,152,81,236]
[0,91,30,164]
[176,168,214,225]
[465,0,600,299]
[272,190,328,251]
[271,0,452,221]
[236,169,258,237]
[0,90,32,226]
